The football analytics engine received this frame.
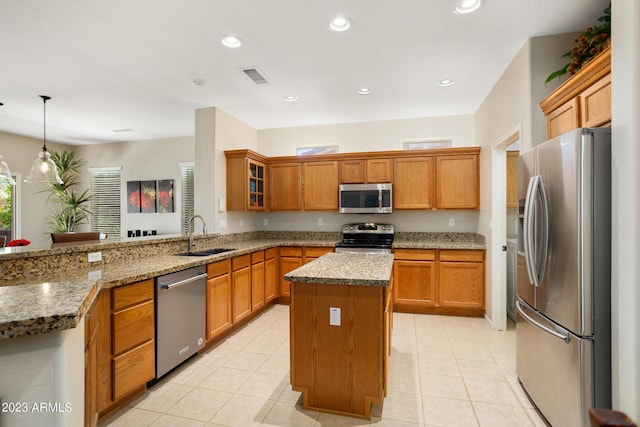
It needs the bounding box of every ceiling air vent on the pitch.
[241,67,268,85]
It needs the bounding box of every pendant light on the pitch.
[25,95,63,184]
[0,103,16,185]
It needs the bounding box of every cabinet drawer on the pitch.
[265,248,277,259]
[112,279,153,311]
[251,251,264,264]
[112,340,155,401]
[393,249,436,261]
[305,247,333,258]
[207,259,230,278]
[232,254,251,270]
[112,300,155,355]
[280,247,303,257]
[439,250,484,262]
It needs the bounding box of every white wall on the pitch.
[611,0,640,418]
[76,136,195,237]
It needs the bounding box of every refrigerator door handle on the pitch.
[523,176,537,285]
[523,175,549,288]
[516,300,570,343]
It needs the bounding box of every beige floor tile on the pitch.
[166,388,231,421]
[169,360,219,387]
[277,386,304,403]
[242,336,286,355]
[315,412,372,426]
[370,418,424,427]
[134,382,193,412]
[101,407,162,426]
[209,394,274,426]
[525,407,549,427]
[422,396,478,427]
[222,349,269,371]
[258,353,291,376]
[386,366,422,394]
[236,371,288,399]
[392,313,417,330]
[472,402,534,427]
[418,356,460,377]
[196,347,237,367]
[379,390,425,424]
[261,401,320,427]
[464,378,520,406]
[214,334,253,351]
[197,366,252,392]
[457,359,505,381]
[421,373,469,400]
[389,349,419,371]
[151,413,207,427]
[234,322,268,338]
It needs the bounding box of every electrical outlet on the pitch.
[87,270,102,280]
[263,218,269,226]
[330,307,341,326]
[87,252,102,263]
[318,218,323,226]
[219,219,227,228]
[449,218,455,227]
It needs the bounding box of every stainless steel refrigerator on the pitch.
[516,128,611,427]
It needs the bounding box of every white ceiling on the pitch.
[0,0,609,145]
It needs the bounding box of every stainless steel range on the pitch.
[335,222,394,254]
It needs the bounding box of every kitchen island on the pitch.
[285,252,394,419]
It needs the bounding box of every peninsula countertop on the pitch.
[0,232,485,340]
[284,252,394,287]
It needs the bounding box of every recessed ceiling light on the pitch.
[454,0,481,14]
[438,79,455,87]
[221,35,242,48]
[357,88,372,95]
[282,95,299,102]
[329,16,351,32]
[192,78,207,86]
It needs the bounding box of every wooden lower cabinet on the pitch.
[290,281,386,419]
[393,249,485,317]
[232,254,253,323]
[279,247,303,299]
[206,260,232,342]
[85,289,108,427]
[251,251,266,311]
[264,248,279,302]
[304,246,334,263]
[112,340,155,401]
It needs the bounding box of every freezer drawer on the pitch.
[516,299,592,427]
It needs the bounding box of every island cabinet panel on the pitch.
[264,248,279,303]
[206,259,232,342]
[110,279,155,403]
[251,251,266,311]
[435,155,479,209]
[86,289,109,427]
[438,250,485,316]
[393,157,434,209]
[393,249,437,311]
[290,282,385,419]
[269,162,302,210]
[232,254,253,323]
[279,247,303,301]
[303,161,339,210]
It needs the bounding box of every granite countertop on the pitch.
[285,253,394,287]
[0,232,485,340]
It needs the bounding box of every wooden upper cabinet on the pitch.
[339,158,392,183]
[270,162,302,210]
[506,151,519,208]
[394,157,434,209]
[225,150,268,211]
[436,155,479,209]
[303,161,339,210]
[540,45,611,139]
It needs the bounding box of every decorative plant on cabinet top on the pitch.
[43,150,92,233]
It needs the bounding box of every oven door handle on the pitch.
[160,273,208,290]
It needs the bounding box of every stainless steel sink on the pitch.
[176,248,234,257]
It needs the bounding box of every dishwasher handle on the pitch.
[160,273,207,290]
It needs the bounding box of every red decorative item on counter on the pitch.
[7,238,31,247]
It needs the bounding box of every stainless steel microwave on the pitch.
[339,183,392,214]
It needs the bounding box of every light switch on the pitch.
[330,307,341,326]
[88,252,102,263]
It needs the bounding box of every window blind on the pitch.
[180,164,194,234]
[89,166,122,237]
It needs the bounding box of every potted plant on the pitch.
[44,150,93,237]
[546,3,611,84]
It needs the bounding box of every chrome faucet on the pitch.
[188,214,208,252]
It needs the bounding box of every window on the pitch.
[89,166,122,237]
[0,177,16,242]
[402,139,452,150]
[180,163,194,234]
[295,145,338,156]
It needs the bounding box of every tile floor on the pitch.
[100,304,548,427]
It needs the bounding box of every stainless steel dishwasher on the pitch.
[156,266,207,378]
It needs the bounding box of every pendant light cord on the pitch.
[40,95,51,152]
